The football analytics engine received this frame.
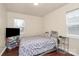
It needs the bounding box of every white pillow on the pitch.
[43,32,50,38]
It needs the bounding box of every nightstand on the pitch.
[58,36,69,54]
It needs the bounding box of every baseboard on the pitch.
[0,47,6,56]
[68,51,79,56]
[58,47,79,56]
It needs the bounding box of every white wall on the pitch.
[7,12,43,37]
[43,4,79,36]
[1,3,79,55]
[43,4,79,55]
[0,4,7,54]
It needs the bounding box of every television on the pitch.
[6,28,20,37]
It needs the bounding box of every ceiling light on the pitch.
[34,3,39,5]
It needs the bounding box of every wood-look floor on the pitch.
[2,47,73,56]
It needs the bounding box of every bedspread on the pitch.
[19,36,56,56]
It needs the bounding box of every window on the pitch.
[14,18,24,32]
[66,9,79,38]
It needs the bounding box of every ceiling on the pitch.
[5,3,66,17]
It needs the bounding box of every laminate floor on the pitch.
[2,47,73,56]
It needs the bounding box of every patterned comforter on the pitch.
[19,36,56,56]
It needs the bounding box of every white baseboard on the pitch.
[68,51,79,56]
[58,47,79,56]
[0,47,6,56]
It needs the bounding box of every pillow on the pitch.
[50,31,58,38]
[43,32,50,38]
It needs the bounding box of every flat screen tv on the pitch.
[6,28,20,37]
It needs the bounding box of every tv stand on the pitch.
[6,36,20,50]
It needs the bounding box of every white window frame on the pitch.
[14,18,24,35]
[66,9,79,38]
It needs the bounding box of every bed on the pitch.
[19,31,58,56]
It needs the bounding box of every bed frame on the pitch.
[37,31,58,56]
[36,47,57,56]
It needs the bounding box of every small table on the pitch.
[57,36,69,55]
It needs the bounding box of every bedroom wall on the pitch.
[43,4,79,55]
[0,4,7,55]
[7,12,43,37]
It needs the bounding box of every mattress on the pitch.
[19,35,56,56]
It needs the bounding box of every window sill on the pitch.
[67,34,79,39]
